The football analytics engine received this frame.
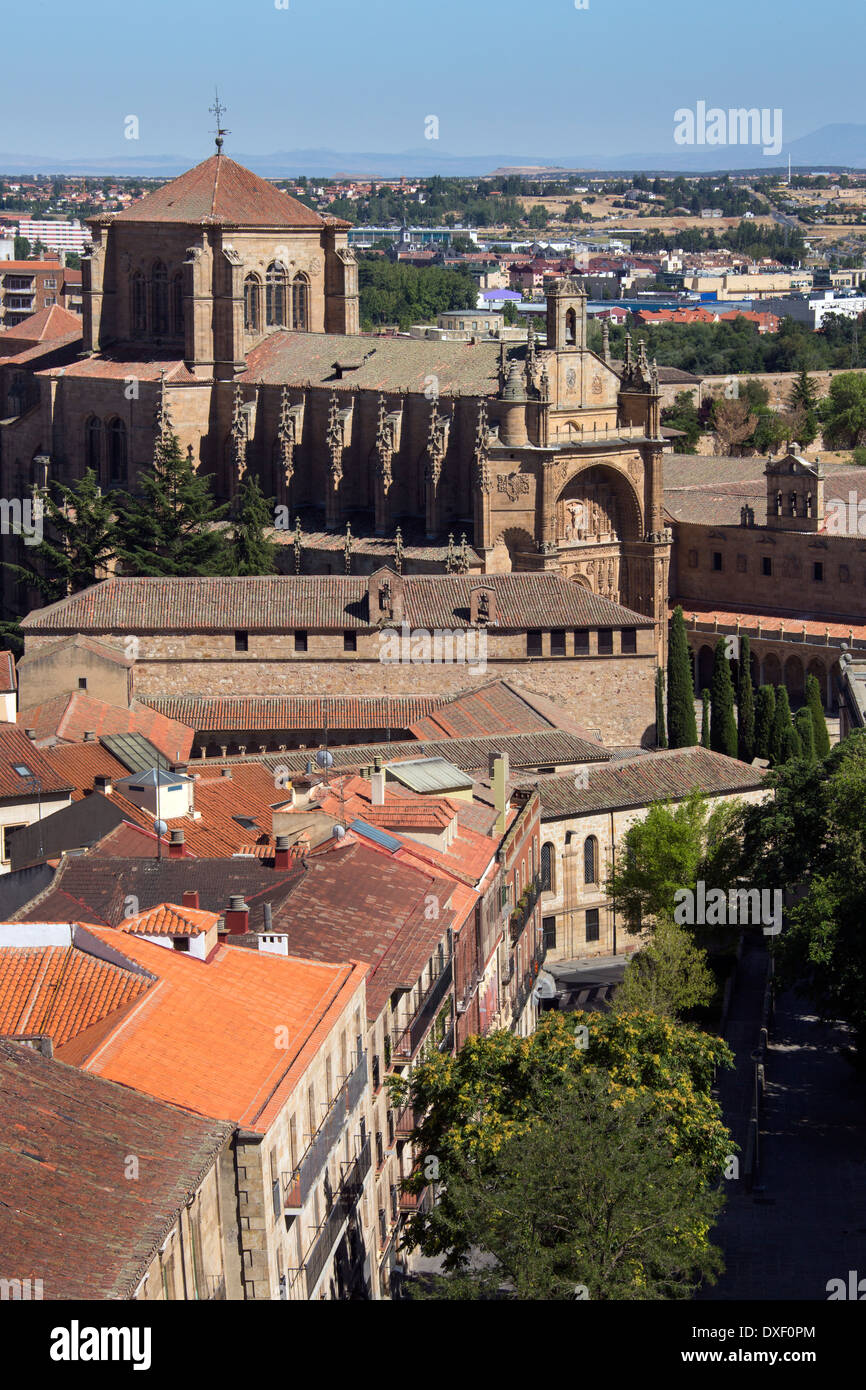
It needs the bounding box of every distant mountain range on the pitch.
[1,123,865,178]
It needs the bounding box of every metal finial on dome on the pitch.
[209,89,230,153]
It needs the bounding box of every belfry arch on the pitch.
[555,464,642,546]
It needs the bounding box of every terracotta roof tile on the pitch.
[20,692,194,760]
[0,942,152,1047]
[0,1039,234,1300]
[527,745,766,819]
[109,154,326,228]
[0,726,72,799]
[139,693,438,733]
[119,903,220,938]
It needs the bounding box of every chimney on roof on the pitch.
[83,731,97,742]
[93,774,113,795]
[168,828,185,860]
[221,767,232,779]
[491,752,509,837]
[224,894,250,935]
[182,889,199,910]
[172,762,188,775]
[371,769,386,806]
[24,728,36,740]
[274,834,292,871]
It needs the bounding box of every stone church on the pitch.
[1,142,672,658]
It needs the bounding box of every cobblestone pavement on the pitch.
[702,955,866,1301]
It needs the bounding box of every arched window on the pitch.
[266,262,287,327]
[107,419,127,486]
[565,307,577,345]
[292,272,309,331]
[151,261,168,336]
[171,272,184,336]
[85,416,102,473]
[130,272,146,335]
[584,835,598,886]
[244,274,261,332]
[541,841,555,895]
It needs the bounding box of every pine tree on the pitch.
[114,433,230,577]
[794,706,816,761]
[709,637,737,758]
[226,475,278,576]
[805,673,831,758]
[700,689,710,748]
[3,468,116,605]
[655,668,667,748]
[667,606,697,748]
[737,634,755,763]
[754,685,776,761]
[770,684,798,765]
[788,366,820,445]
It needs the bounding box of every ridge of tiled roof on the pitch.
[247,728,611,774]
[0,303,82,344]
[21,573,652,633]
[109,153,327,228]
[0,1039,235,1300]
[526,745,766,819]
[119,903,220,938]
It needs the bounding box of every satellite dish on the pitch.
[154,819,168,837]
[316,749,334,770]
[332,824,346,839]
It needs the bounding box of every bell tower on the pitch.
[546,277,587,352]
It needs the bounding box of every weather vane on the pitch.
[209,89,230,153]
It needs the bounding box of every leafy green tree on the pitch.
[2,468,116,605]
[709,637,738,758]
[737,635,755,763]
[408,1072,723,1301]
[655,667,667,748]
[606,790,710,930]
[661,391,702,453]
[805,672,831,758]
[614,916,716,1019]
[114,432,230,576]
[820,372,866,448]
[226,474,277,575]
[769,684,798,765]
[667,606,698,747]
[700,688,710,747]
[527,204,549,229]
[793,706,816,761]
[392,1010,733,1283]
[754,685,776,760]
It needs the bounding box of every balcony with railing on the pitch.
[392,956,453,1060]
[281,1049,367,1213]
[294,1136,371,1298]
[509,875,541,945]
[399,1184,433,1215]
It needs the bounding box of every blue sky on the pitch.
[1,0,860,160]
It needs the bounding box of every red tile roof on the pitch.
[109,154,329,228]
[0,726,72,799]
[529,745,767,819]
[20,692,194,760]
[0,651,15,693]
[0,303,82,347]
[139,693,438,733]
[0,1039,235,1300]
[0,942,151,1047]
[119,903,220,939]
[22,573,652,634]
[77,927,367,1131]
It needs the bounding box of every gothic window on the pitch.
[85,416,102,472]
[565,308,577,345]
[130,272,146,336]
[171,272,184,336]
[584,835,598,886]
[107,418,127,486]
[266,262,287,327]
[292,273,309,331]
[151,261,168,336]
[540,841,555,895]
[244,274,261,332]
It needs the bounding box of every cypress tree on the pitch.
[794,706,816,761]
[114,432,230,577]
[700,689,710,747]
[667,606,697,748]
[754,685,776,760]
[770,684,798,765]
[655,667,667,748]
[709,637,738,757]
[737,634,755,763]
[227,475,278,575]
[805,673,831,758]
